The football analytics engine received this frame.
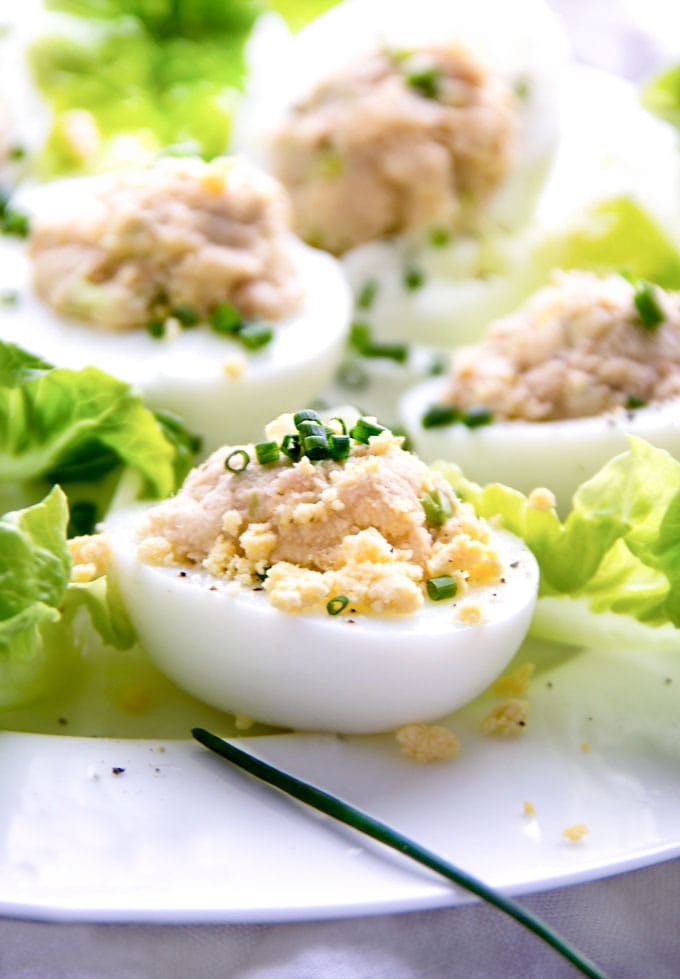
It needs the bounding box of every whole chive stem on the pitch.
[191,730,606,979]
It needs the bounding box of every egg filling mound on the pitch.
[137,412,503,616]
[29,155,303,331]
[440,270,680,420]
[273,44,517,254]
[400,270,680,510]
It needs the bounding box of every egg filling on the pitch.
[439,270,680,421]
[399,270,680,511]
[29,155,303,331]
[137,412,504,616]
[273,44,517,254]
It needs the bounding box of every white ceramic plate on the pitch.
[1,635,680,924]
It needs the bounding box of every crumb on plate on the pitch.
[395,723,460,763]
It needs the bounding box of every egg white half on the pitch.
[337,65,680,352]
[106,505,539,734]
[235,0,569,235]
[400,375,680,514]
[0,182,352,452]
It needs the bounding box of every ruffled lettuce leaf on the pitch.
[439,438,680,648]
[0,340,197,527]
[643,64,680,139]
[0,486,134,709]
[535,196,680,289]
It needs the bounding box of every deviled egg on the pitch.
[105,410,538,733]
[237,0,568,252]
[400,270,680,512]
[0,156,351,450]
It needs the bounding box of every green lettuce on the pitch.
[0,487,71,707]
[535,196,680,289]
[30,1,339,175]
[439,438,680,648]
[643,64,680,137]
[0,486,134,708]
[0,340,197,531]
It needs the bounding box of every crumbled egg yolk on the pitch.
[480,697,528,737]
[395,723,461,763]
[68,533,111,583]
[137,417,504,616]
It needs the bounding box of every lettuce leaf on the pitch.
[0,487,72,707]
[643,64,680,139]
[0,340,196,527]
[535,197,680,289]
[439,438,680,647]
[0,486,135,709]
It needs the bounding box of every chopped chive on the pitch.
[390,426,412,452]
[240,321,273,350]
[210,302,242,334]
[281,433,302,461]
[350,417,386,443]
[422,403,461,428]
[255,441,280,465]
[0,288,19,306]
[625,394,648,410]
[349,321,372,351]
[328,433,351,460]
[421,488,453,527]
[146,317,166,339]
[350,321,408,363]
[326,595,349,615]
[357,279,379,310]
[463,406,494,428]
[427,354,448,376]
[633,280,664,330]
[8,145,26,161]
[192,730,608,979]
[225,448,250,473]
[429,227,451,248]
[296,419,327,438]
[170,303,200,328]
[365,341,409,364]
[1,208,29,237]
[406,66,442,100]
[426,575,458,601]
[336,360,369,390]
[302,434,330,460]
[403,266,425,291]
[514,77,531,101]
[294,409,322,427]
[327,416,347,435]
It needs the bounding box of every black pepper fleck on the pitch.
[178,570,187,578]
[111,767,126,775]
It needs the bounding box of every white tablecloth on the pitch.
[2,859,680,977]
[3,2,680,976]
